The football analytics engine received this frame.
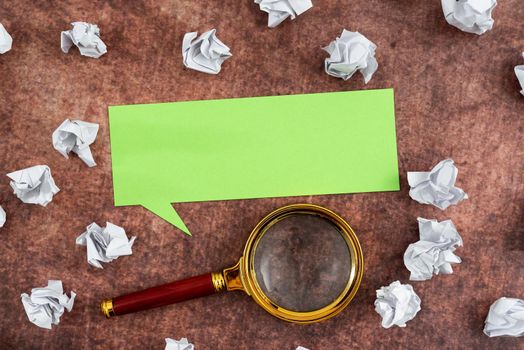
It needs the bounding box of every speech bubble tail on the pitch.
[141,202,191,235]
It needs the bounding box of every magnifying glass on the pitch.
[101,204,364,324]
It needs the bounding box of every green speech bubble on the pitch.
[109,89,399,235]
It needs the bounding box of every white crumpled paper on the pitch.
[515,53,524,97]
[0,23,13,54]
[52,119,99,167]
[165,338,194,350]
[61,22,107,58]
[21,280,76,329]
[7,165,60,206]
[484,297,524,337]
[0,205,5,228]
[182,29,232,75]
[76,222,136,269]
[254,0,313,28]
[323,29,378,84]
[441,0,497,35]
[408,159,468,210]
[296,347,310,350]
[374,281,421,328]
[404,218,463,281]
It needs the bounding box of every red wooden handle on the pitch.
[104,273,219,316]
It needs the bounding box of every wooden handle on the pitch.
[102,272,224,317]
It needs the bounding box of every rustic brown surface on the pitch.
[0,1,523,349]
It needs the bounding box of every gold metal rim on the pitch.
[211,272,226,292]
[100,298,115,318]
[240,203,364,324]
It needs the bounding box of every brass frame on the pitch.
[211,272,227,292]
[223,203,364,324]
[101,298,115,318]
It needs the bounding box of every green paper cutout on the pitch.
[109,89,399,235]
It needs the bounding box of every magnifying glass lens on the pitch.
[253,214,352,312]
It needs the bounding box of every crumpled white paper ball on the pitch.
[7,165,60,206]
[441,0,497,35]
[52,119,99,167]
[404,218,463,281]
[374,281,421,328]
[76,222,136,269]
[323,29,378,84]
[0,23,13,54]
[408,159,468,210]
[484,297,524,337]
[21,280,76,329]
[61,22,107,58]
[165,337,194,350]
[0,205,6,228]
[254,0,313,28]
[182,29,232,75]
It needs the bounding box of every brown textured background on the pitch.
[0,1,523,349]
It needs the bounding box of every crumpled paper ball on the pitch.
[441,0,497,35]
[323,29,378,84]
[165,337,194,350]
[484,297,524,337]
[76,222,136,269]
[61,22,107,58]
[7,165,60,206]
[374,281,421,328]
[404,218,463,281]
[0,23,13,54]
[182,29,232,74]
[20,280,76,329]
[0,205,6,228]
[254,0,313,28]
[408,159,468,210]
[52,119,99,167]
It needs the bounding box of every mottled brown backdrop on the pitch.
[0,1,523,349]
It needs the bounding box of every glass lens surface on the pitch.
[253,213,351,312]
